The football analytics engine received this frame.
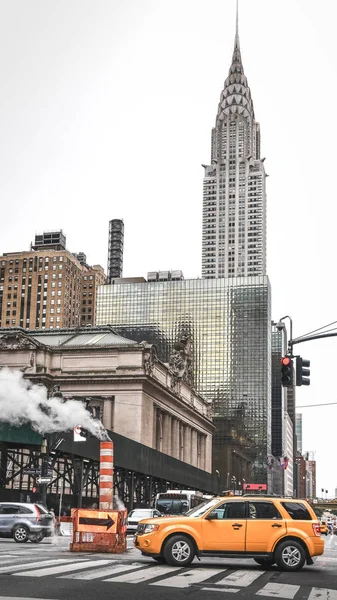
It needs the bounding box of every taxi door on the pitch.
[201,500,247,551]
[245,500,286,552]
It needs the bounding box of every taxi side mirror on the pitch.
[205,512,218,520]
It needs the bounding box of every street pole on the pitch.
[40,438,48,508]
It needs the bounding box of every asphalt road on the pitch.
[0,534,336,600]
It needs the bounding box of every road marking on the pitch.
[202,587,239,594]
[308,588,337,600]
[14,559,110,577]
[217,569,265,587]
[62,562,143,580]
[0,597,58,600]
[0,558,72,574]
[151,567,224,588]
[105,564,178,583]
[256,583,300,598]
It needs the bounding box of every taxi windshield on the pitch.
[185,498,220,518]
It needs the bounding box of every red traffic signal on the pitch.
[281,356,293,388]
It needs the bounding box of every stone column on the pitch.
[103,398,113,431]
[204,434,212,473]
[200,435,206,470]
[171,418,179,459]
[191,430,198,467]
[183,426,192,464]
[162,414,172,456]
[155,410,162,451]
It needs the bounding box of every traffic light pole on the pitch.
[288,331,337,354]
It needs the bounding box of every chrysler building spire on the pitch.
[235,0,239,48]
[201,3,267,279]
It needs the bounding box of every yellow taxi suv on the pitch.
[134,496,324,572]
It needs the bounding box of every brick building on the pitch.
[0,231,105,330]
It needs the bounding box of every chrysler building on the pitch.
[202,3,267,279]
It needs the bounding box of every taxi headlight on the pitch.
[143,524,160,534]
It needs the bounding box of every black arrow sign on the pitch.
[79,516,115,530]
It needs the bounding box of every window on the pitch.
[281,502,312,521]
[249,502,282,520]
[211,502,246,520]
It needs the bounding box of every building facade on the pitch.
[0,327,213,471]
[0,231,105,330]
[0,327,215,508]
[202,15,267,279]
[295,413,303,455]
[96,275,272,486]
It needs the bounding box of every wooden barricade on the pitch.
[70,508,127,553]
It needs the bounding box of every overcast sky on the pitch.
[0,0,335,495]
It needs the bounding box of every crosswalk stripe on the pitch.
[0,558,72,574]
[202,587,239,594]
[104,564,178,583]
[151,567,224,588]
[308,588,337,600]
[14,559,111,578]
[256,583,300,599]
[61,562,143,580]
[0,597,57,600]
[217,569,265,587]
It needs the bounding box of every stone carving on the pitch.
[169,336,192,385]
[143,346,158,376]
[0,332,36,351]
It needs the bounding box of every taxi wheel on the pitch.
[275,540,305,571]
[163,535,194,566]
[254,558,275,568]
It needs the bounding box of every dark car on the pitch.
[0,502,55,543]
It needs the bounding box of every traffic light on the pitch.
[296,356,310,386]
[281,356,294,387]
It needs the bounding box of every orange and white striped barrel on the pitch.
[99,441,114,510]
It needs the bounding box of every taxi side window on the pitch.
[212,502,246,519]
[281,502,312,520]
[249,502,282,519]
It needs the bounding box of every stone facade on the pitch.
[0,327,213,473]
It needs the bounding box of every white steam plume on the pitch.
[0,368,110,441]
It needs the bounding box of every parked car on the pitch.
[134,496,324,571]
[0,502,55,543]
[127,508,161,533]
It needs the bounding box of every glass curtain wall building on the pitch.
[97,275,272,485]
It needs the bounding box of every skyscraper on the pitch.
[202,3,267,279]
[96,3,274,486]
[107,219,124,282]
